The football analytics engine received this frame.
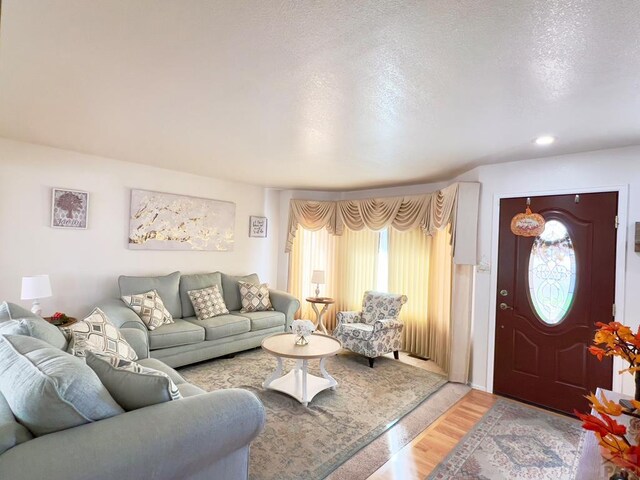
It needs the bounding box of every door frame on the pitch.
[485,185,630,395]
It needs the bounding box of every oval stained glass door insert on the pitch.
[528,219,577,325]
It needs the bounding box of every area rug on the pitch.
[427,397,584,480]
[179,348,447,480]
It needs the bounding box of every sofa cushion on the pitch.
[137,357,187,385]
[183,314,250,341]
[86,352,181,411]
[0,302,68,350]
[0,391,33,455]
[179,272,223,318]
[64,308,138,361]
[234,311,285,331]
[121,290,174,330]
[148,319,205,350]
[0,335,123,436]
[221,273,260,312]
[119,271,182,319]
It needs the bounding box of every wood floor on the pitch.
[367,370,497,479]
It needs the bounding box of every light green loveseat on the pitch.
[0,303,266,480]
[98,271,300,368]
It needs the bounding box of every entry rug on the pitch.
[427,398,583,480]
[180,348,447,480]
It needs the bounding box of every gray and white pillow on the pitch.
[239,282,274,313]
[64,308,138,361]
[86,352,181,411]
[0,335,123,436]
[188,285,229,320]
[121,290,174,331]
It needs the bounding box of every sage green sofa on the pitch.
[0,302,266,480]
[98,271,300,368]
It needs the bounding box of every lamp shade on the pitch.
[311,270,325,285]
[21,275,52,300]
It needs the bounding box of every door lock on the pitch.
[500,289,508,296]
[499,302,513,310]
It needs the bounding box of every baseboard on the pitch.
[470,383,488,392]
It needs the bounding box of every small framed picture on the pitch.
[51,188,89,229]
[249,216,268,238]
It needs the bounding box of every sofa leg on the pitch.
[393,351,399,360]
[368,357,375,368]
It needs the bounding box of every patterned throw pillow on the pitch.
[188,285,229,320]
[86,352,181,411]
[239,282,274,313]
[121,290,174,331]
[64,308,138,361]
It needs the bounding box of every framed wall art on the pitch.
[128,189,235,251]
[249,216,268,238]
[51,188,89,229]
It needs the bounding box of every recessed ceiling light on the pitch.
[534,135,556,146]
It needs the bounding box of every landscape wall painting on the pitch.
[128,189,235,251]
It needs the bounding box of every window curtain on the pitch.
[288,227,379,331]
[388,227,453,373]
[285,184,459,255]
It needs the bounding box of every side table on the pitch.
[305,297,335,334]
[44,317,77,328]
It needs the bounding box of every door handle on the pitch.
[499,302,513,311]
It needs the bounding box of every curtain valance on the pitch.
[285,183,459,253]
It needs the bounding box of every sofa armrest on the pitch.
[119,327,149,360]
[97,298,147,332]
[269,289,300,330]
[336,311,361,325]
[373,318,403,332]
[0,389,265,480]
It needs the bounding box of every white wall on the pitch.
[0,137,280,318]
[454,146,640,392]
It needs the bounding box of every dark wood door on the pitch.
[494,192,617,414]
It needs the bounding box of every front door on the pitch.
[494,192,617,414]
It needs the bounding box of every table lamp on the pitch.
[21,275,52,316]
[311,270,325,298]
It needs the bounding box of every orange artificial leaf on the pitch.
[632,399,640,411]
[575,410,627,437]
[589,346,607,361]
[586,392,623,416]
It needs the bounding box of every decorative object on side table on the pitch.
[20,275,52,315]
[305,296,335,335]
[45,312,77,328]
[311,270,325,297]
[291,319,316,346]
[249,216,268,238]
[576,321,640,478]
[51,188,89,229]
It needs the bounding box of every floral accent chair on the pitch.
[333,291,408,368]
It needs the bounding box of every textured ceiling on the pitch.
[1,0,639,189]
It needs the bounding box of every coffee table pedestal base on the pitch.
[263,358,337,406]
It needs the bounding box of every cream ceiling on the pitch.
[1,1,639,189]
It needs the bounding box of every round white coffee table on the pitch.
[261,333,341,406]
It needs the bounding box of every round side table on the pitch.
[305,297,335,334]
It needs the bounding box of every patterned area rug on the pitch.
[427,398,584,480]
[179,348,447,480]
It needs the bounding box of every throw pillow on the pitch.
[64,308,138,361]
[85,352,181,411]
[0,319,31,336]
[239,282,274,313]
[121,290,174,331]
[188,285,229,320]
[0,335,123,436]
[0,302,67,349]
